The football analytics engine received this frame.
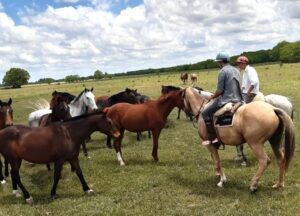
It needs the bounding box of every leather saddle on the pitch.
[214,102,243,127]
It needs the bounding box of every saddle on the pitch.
[214,102,243,127]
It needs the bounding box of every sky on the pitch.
[0,0,300,82]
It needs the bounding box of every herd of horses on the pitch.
[0,85,295,204]
[180,73,197,85]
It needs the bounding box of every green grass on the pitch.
[0,62,299,215]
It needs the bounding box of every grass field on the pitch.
[0,63,299,216]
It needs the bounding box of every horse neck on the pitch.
[156,95,178,119]
[186,90,207,116]
[69,96,86,117]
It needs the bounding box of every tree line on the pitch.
[2,40,300,88]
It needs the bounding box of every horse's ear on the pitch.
[8,98,12,105]
[0,100,2,106]
[91,87,94,92]
[52,90,57,96]
[134,89,137,92]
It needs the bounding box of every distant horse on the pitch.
[183,87,295,191]
[190,73,198,85]
[97,88,140,148]
[104,87,185,165]
[0,112,120,204]
[180,73,188,84]
[0,98,13,184]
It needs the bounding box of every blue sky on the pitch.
[0,0,300,82]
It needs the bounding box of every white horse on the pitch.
[253,93,293,118]
[28,88,98,127]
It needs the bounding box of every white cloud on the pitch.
[0,0,300,81]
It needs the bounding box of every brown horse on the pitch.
[183,87,295,192]
[0,98,13,184]
[180,73,188,84]
[190,73,197,85]
[0,112,120,204]
[104,87,185,165]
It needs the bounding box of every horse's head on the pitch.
[96,112,120,138]
[51,97,71,121]
[83,88,98,111]
[51,91,76,108]
[117,88,139,104]
[0,98,13,128]
[161,85,182,95]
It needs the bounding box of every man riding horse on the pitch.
[201,52,243,145]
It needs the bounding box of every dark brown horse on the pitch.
[0,112,120,204]
[180,73,188,84]
[50,91,75,108]
[0,98,13,184]
[104,87,185,165]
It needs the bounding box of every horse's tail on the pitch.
[270,109,295,171]
[26,98,50,111]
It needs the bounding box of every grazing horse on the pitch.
[0,112,120,204]
[190,73,198,85]
[0,98,13,184]
[180,73,188,84]
[183,87,295,191]
[104,87,185,166]
[97,88,140,148]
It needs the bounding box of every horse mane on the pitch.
[72,91,85,103]
[108,88,136,104]
[161,85,182,94]
[61,111,105,122]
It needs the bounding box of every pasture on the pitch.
[0,63,299,215]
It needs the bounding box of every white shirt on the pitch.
[242,65,259,94]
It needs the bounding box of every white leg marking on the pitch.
[116,152,125,166]
[12,190,22,198]
[1,179,6,184]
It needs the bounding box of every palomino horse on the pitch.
[190,73,198,85]
[183,87,295,192]
[104,87,185,166]
[0,112,120,204]
[180,73,188,84]
[0,98,13,184]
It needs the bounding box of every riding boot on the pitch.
[202,120,218,146]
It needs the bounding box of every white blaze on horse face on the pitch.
[85,91,98,110]
[116,152,125,166]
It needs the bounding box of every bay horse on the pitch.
[183,87,295,192]
[180,73,188,84]
[104,87,185,166]
[0,112,120,204]
[0,98,13,184]
[97,88,140,148]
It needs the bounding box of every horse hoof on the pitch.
[12,190,22,198]
[51,194,57,200]
[1,179,6,184]
[120,162,125,166]
[241,161,247,167]
[217,181,224,187]
[85,189,94,195]
[26,197,34,205]
[249,186,258,193]
[272,183,284,189]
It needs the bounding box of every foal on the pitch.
[0,112,120,204]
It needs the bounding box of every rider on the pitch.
[201,52,243,146]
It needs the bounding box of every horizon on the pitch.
[0,0,300,82]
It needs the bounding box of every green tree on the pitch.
[94,70,104,79]
[2,68,30,88]
[37,78,55,84]
[65,75,80,83]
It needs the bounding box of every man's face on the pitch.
[217,61,224,69]
[237,62,247,70]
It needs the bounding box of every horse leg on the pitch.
[177,108,181,120]
[206,145,226,187]
[81,141,89,158]
[0,158,5,184]
[106,135,112,148]
[248,143,271,192]
[137,132,141,141]
[69,158,92,193]
[50,160,64,199]
[151,129,162,162]
[10,159,33,204]
[236,144,247,166]
[113,129,125,166]
[148,130,151,139]
[4,160,9,177]
[46,163,51,171]
[270,145,285,188]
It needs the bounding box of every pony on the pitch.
[183,87,295,192]
[180,73,188,84]
[0,98,13,184]
[104,87,185,166]
[28,88,97,127]
[190,73,198,85]
[0,112,120,204]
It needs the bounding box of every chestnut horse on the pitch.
[180,73,188,84]
[190,73,197,85]
[104,87,185,165]
[183,87,295,192]
[0,112,120,204]
[0,98,13,184]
